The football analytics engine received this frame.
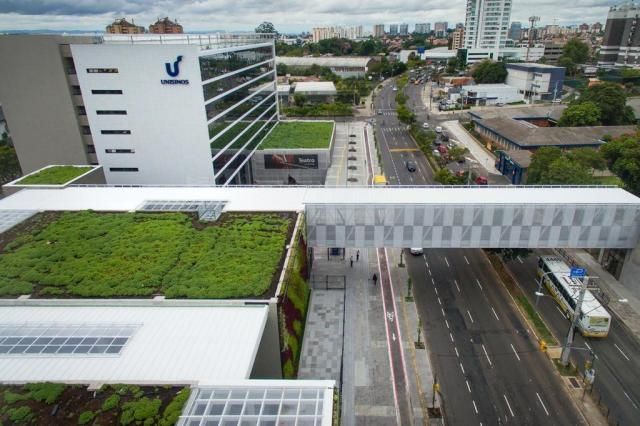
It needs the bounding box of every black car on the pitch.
[406,161,417,172]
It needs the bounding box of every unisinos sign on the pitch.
[161,55,189,85]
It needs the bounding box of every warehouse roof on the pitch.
[0,303,267,385]
[294,81,337,95]
[276,56,372,68]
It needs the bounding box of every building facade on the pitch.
[452,27,465,49]
[399,24,409,36]
[508,22,522,41]
[599,3,640,67]
[505,63,565,101]
[464,0,511,49]
[374,24,385,37]
[414,23,430,34]
[149,17,184,34]
[312,26,362,42]
[106,18,145,34]
[0,35,98,173]
[434,22,449,37]
[389,24,399,35]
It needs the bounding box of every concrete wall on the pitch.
[620,246,640,299]
[0,35,93,173]
[250,299,283,379]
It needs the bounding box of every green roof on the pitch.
[258,121,333,150]
[16,166,93,185]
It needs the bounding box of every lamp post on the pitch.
[535,271,555,306]
[561,273,596,366]
[465,157,478,185]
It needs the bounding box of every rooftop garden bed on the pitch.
[258,121,333,150]
[0,383,189,425]
[15,166,93,185]
[0,211,294,299]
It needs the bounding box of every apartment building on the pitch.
[452,27,465,49]
[389,24,399,35]
[399,24,409,36]
[414,23,430,34]
[599,3,640,67]
[0,34,278,185]
[373,24,385,37]
[464,0,512,49]
[434,22,449,37]
[149,17,184,34]
[106,18,145,34]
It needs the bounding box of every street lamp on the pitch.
[560,274,599,366]
[465,157,478,185]
[535,271,555,306]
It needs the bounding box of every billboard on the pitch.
[264,154,318,169]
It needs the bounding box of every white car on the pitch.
[435,126,443,133]
[422,122,430,129]
[392,87,398,91]
[410,248,424,255]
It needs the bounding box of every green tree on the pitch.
[434,169,465,185]
[396,104,415,124]
[255,21,277,35]
[0,144,21,184]
[471,60,507,84]
[539,157,595,184]
[558,38,589,76]
[578,82,635,125]
[567,147,606,171]
[558,101,601,127]
[446,57,458,74]
[600,133,640,195]
[527,146,563,184]
[293,94,307,106]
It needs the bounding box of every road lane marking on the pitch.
[444,256,450,267]
[427,268,432,276]
[434,287,438,295]
[450,332,454,343]
[389,148,420,152]
[454,280,461,292]
[460,362,465,374]
[510,344,521,361]
[466,380,471,393]
[503,394,515,417]
[536,393,550,416]
[455,346,460,358]
[464,255,470,265]
[517,256,524,264]
[555,306,565,317]
[584,342,592,350]
[482,344,492,366]
[623,391,639,409]
[445,319,450,329]
[476,279,483,291]
[432,277,435,285]
[441,308,446,317]
[491,307,500,321]
[615,343,631,361]
[437,297,442,305]
[472,400,478,414]
[423,257,429,268]
[467,310,475,324]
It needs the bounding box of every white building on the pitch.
[71,34,278,186]
[466,46,544,64]
[461,84,521,105]
[276,56,373,78]
[312,26,363,42]
[464,0,512,49]
[505,63,566,101]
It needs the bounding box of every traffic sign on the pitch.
[570,267,586,278]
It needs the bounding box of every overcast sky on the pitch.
[0,0,618,33]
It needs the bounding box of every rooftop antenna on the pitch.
[526,16,540,62]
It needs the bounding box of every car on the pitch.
[495,102,505,107]
[441,133,449,142]
[422,122,430,129]
[551,99,562,104]
[435,126,443,133]
[392,87,398,91]
[377,110,383,115]
[455,170,465,177]
[475,176,488,185]
[433,149,441,157]
[410,248,424,255]
[457,158,466,164]
[406,160,417,172]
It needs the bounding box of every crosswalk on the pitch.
[378,111,397,116]
[383,127,408,133]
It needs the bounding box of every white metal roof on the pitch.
[0,186,638,215]
[276,56,371,68]
[294,81,337,95]
[0,304,267,385]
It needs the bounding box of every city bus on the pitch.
[537,256,611,337]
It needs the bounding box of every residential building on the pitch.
[374,24,385,37]
[414,23,430,34]
[0,35,97,174]
[312,26,363,42]
[508,22,522,41]
[592,22,603,33]
[579,23,590,33]
[505,63,565,101]
[542,43,564,65]
[399,23,409,36]
[452,27,465,49]
[149,17,183,34]
[434,22,448,37]
[599,3,640,67]
[464,0,512,49]
[276,56,373,78]
[0,33,278,186]
[106,18,145,34]
[389,24,398,35]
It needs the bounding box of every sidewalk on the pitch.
[442,120,500,175]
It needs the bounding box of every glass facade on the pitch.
[200,43,278,185]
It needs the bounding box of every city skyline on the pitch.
[0,0,619,33]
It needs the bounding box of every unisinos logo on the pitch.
[161,55,189,85]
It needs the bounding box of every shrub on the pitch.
[8,406,34,423]
[25,382,66,404]
[159,388,191,426]
[102,393,121,411]
[120,397,161,425]
[3,390,28,405]
[78,410,96,425]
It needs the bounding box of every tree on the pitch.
[558,101,601,127]
[558,38,589,76]
[396,104,415,124]
[293,94,306,106]
[434,168,465,185]
[600,133,640,195]
[567,147,606,171]
[471,60,507,84]
[578,82,635,125]
[446,57,458,74]
[539,157,595,184]
[255,22,277,35]
[0,145,21,184]
[527,146,563,184]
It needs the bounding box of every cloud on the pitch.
[0,0,618,32]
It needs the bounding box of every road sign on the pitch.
[570,267,586,278]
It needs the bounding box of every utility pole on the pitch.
[526,16,540,62]
[560,275,589,366]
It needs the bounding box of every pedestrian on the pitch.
[350,256,354,268]
[372,273,378,285]
[356,249,360,262]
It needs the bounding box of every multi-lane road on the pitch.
[373,79,584,424]
[506,252,640,424]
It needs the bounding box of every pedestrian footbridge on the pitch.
[0,185,638,249]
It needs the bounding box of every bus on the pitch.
[537,256,611,337]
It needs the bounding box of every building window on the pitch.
[101,130,131,135]
[96,110,127,115]
[105,149,135,154]
[81,126,91,135]
[71,85,82,95]
[76,105,87,116]
[87,68,119,74]
[87,144,96,154]
[109,167,139,172]
[91,89,123,95]
[64,57,76,75]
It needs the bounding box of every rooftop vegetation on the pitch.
[0,383,189,425]
[16,166,92,185]
[0,211,292,299]
[258,121,333,149]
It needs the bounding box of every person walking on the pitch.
[356,250,360,262]
[350,256,354,268]
[372,273,378,285]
